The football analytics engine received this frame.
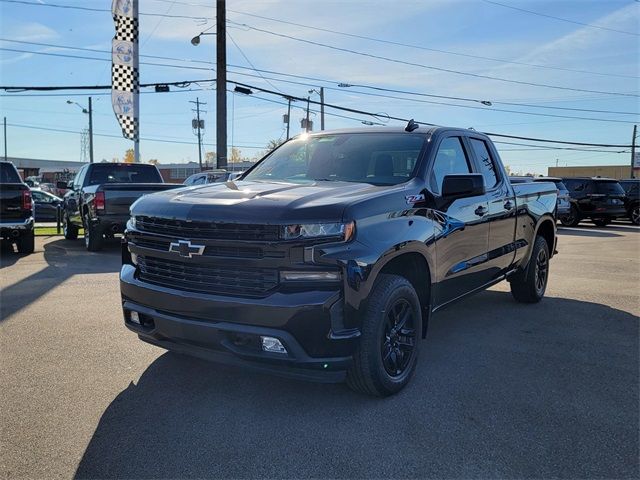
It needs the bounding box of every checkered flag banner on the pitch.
[111,0,139,141]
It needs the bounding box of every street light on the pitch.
[66,97,93,163]
[190,31,216,46]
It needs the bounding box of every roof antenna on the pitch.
[405,119,419,132]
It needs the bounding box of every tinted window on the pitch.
[564,179,587,192]
[32,191,54,203]
[87,164,162,185]
[594,181,625,195]
[0,163,21,183]
[620,181,638,195]
[244,133,424,186]
[73,166,87,188]
[429,137,471,194]
[469,138,498,189]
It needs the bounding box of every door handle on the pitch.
[474,205,488,217]
[504,201,514,210]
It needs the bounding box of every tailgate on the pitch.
[100,183,180,216]
[0,184,29,221]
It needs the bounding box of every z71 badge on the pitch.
[405,194,425,205]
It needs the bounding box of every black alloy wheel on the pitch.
[381,299,416,378]
[534,247,548,297]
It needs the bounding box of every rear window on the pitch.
[536,179,568,192]
[594,181,625,195]
[87,164,162,185]
[0,163,22,183]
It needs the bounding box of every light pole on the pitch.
[66,97,94,163]
[308,88,325,130]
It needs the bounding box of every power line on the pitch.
[226,30,283,94]
[0,0,214,21]
[222,5,640,79]
[4,38,638,118]
[227,21,639,98]
[481,0,639,37]
[7,122,265,149]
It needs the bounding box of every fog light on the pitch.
[281,271,340,282]
[261,336,287,354]
[130,311,141,324]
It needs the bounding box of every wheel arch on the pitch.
[534,215,556,258]
[376,251,432,338]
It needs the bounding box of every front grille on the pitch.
[137,255,279,297]
[136,216,280,241]
[130,236,283,259]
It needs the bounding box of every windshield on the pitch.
[1,163,22,183]
[595,181,625,195]
[244,133,425,186]
[87,164,162,185]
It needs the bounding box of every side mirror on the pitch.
[442,174,485,199]
[56,181,68,190]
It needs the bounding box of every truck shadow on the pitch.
[0,237,121,322]
[75,291,639,479]
[557,228,621,238]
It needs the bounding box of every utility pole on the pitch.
[88,96,94,163]
[632,124,637,179]
[320,87,325,131]
[190,98,206,172]
[3,117,6,161]
[305,96,310,133]
[216,0,227,169]
[286,97,292,140]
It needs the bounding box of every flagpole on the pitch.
[133,0,140,162]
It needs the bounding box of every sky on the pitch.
[0,0,638,175]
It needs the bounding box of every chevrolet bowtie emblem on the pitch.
[169,240,205,258]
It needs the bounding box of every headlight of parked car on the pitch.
[281,221,355,241]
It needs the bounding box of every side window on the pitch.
[469,138,499,189]
[73,166,86,189]
[429,137,471,194]
[32,191,45,202]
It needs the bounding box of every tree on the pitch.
[204,151,216,169]
[147,159,159,165]
[123,148,135,163]
[230,147,243,163]
[266,139,283,151]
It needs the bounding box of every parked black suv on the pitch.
[121,126,557,396]
[0,161,34,254]
[559,177,627,227]
[619,179,639,225]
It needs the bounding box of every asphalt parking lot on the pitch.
[1,224,638,479]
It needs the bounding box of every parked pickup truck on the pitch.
[60,163,180,251]
[121,125,558,396]
[0,161,34,254]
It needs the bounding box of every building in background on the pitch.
[6,157,85,182]
[548,165,632,180]
[156,160,256,183]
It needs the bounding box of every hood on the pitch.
[131,180,404,223]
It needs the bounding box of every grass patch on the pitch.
[35,226,84,236]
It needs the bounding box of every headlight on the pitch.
[282,221,355,241]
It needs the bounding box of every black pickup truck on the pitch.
[121,126,558,396]
[60,163,180,251]
[0,161,34,254]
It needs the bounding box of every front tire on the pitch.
[63,215,78,240]
[347,274,422,397]
[16,230,35,254]
[84,218,103,252]
[509,235,550,303]
[559,205,580,227]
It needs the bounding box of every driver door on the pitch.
[428,136,491,307]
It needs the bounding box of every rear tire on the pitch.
[509,235,549,303]
[16,230,35,254]
[84,218,103,252]
[63,215,78,240]
[559,205,580,227]
[347,274,422,397]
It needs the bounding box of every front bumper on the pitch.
[120,264,357,382]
